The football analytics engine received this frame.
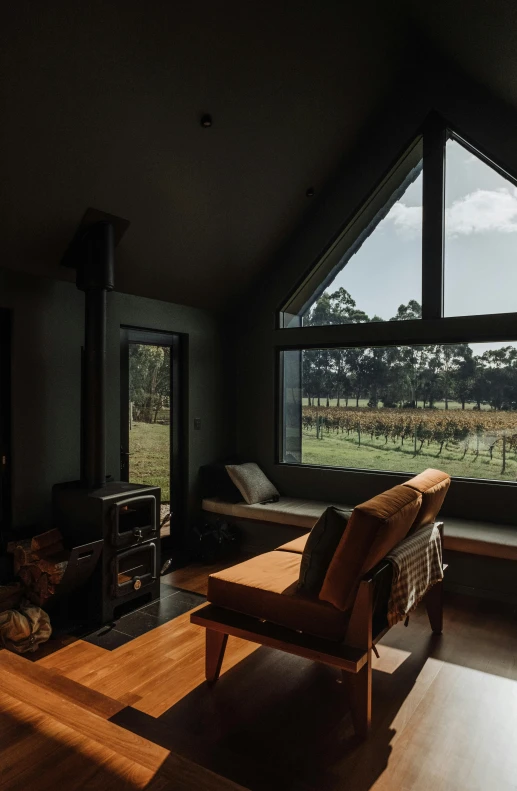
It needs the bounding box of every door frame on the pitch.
[0,308,12,545]
[120,326,187,551]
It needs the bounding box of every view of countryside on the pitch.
[128,343,171,506]
[300,323,517,481]
[294,138,517,481]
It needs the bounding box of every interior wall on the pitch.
[0,267,229,530]
[233,63,517,527]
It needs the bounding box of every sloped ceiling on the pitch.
[407,0,517,110]
[0,0,410,311]
[1,1,516,312]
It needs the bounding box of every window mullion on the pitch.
[422,113,446,320]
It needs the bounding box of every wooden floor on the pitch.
[1,592,517,790]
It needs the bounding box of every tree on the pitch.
[390,300,422,321]
[129,344,170,423]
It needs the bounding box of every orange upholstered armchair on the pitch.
[191,469,451,738]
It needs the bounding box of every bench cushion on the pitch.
[320,485,422,611]
[207,551,348,641]
[403,469,451,531]
[225,463,279,505]
[202,496,348,531]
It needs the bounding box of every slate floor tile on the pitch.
[143,592,205,623]
[84,625,134,650]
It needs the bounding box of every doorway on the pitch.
[120,328,184,553]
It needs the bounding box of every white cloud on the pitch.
[388,202,421,239]
[386,186,517,239]
[447,187,517,235]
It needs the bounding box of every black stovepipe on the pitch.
[76,221,115,489]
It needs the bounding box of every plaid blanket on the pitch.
[385,523,443,627]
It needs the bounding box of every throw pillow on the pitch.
[225,463,279,505]
[298,506,351,594]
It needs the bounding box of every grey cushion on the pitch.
[225,463,279,505]
[298,506,351,594]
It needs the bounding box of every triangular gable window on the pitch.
[280,138,423,328]
[280,120,517,329]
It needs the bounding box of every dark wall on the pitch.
[233,64,517,527]
[0,267,229,528]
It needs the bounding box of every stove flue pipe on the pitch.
[75,221,115,489]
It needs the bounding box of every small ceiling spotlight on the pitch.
[200,114,213,128]
[306,187,315,197]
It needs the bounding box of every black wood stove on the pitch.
[53,211,161,624]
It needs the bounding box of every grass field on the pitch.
[302,429,517,480]
[129,421,170,501]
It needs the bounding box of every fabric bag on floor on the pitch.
[0,603,52,653]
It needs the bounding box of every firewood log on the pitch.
[37,574,49,599]
[31,528,63,552]
[48,569,67,585]
[19,567,32,586]
[38,552,69,575]
[26,564,42,582]
[13,539,35,566]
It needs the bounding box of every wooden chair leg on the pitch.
[424,580,443,635]
[206,629,228,683]
[342,652,372,739]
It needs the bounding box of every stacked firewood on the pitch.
[7,529,69,607]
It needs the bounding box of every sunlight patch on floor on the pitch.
[372,645,412,674]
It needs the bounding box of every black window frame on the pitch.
[276,112,517,487]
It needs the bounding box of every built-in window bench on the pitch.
[203,497,517,601]
[444,518,517,561]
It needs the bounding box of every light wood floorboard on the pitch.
[3,591,516,790]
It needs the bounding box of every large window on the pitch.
[279,116,517,483]
[283,342,517,481]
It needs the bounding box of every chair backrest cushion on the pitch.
[402,468,450,531]
[298,506,352,594]
[319,485,422,611]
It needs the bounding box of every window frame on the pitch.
[276,112,517,484]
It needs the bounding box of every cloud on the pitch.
[386,186,517,239]
[388,202,422,239]
[447,187,517,235]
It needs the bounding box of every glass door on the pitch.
[120,329,184,553]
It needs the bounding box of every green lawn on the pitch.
[129,421,170,501]
[302,430,517,481]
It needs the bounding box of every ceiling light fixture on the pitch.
[200,114,212,128]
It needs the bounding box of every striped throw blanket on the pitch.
[385,523,443,627]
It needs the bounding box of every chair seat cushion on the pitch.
[277,535,309,553]
[207,551,348,641]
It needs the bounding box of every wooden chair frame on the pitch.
[191,522,444,739]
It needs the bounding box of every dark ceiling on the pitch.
[1,1,516,312]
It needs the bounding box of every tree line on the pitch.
[303,289,517,411]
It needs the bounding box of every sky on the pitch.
[319,138,517,353]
